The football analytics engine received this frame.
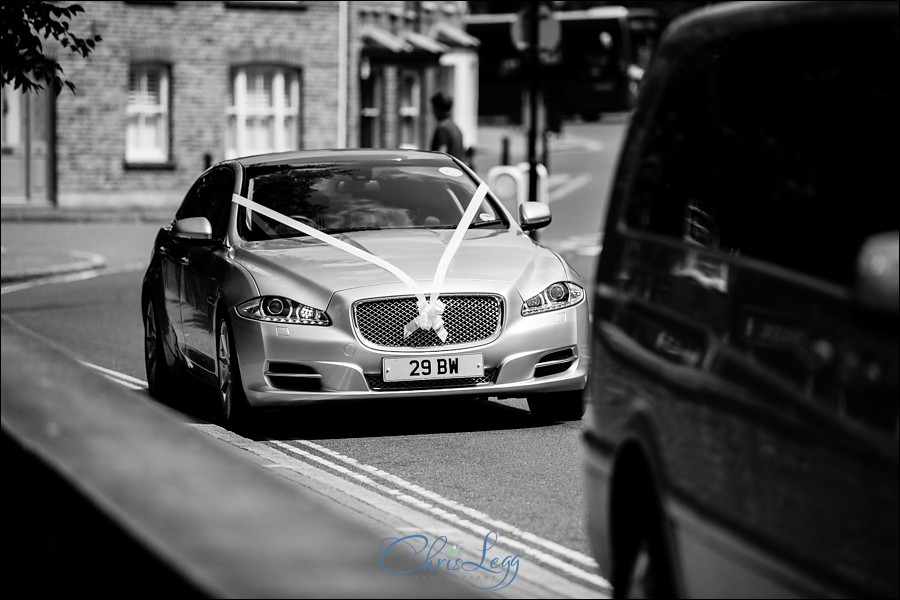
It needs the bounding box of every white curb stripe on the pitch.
[290,438,601,571]
[81,360,149,388]
[270,439,610,591]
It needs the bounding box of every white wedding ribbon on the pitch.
[232,181,489,342]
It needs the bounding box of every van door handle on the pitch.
[179,256,190,266]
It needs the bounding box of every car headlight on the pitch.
[236,296,331,326]
[521,282,584,316]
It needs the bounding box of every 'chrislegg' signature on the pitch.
[380,530,520,590]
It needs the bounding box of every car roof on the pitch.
[227,149,460,169]
[661,0,894,48]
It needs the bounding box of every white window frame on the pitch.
[226,66,300,159]
[126,64,169,163]
[397,68,421,149]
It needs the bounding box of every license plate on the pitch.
[383,353,484,382]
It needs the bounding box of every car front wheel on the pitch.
[526,389,586,421]
[217,318,253,431]
[144,298,181,398]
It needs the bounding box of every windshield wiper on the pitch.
[425,220,506,230]
[469,219,505,228]
[322,226,383,234]
[423,224,456,229]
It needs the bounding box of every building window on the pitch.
[360,61,384,148]
[126,64,169,164]
[1,83,23,151]
[227,66,300,158]
[397,68,421,149]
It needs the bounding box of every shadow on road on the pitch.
[153,381,555,440]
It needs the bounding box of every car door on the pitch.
[177,166,235,376]
[159,179,207,357]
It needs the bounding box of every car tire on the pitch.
[526,389,586,421]
[144,298,182,399]
[217,318,254,431]
[613,516,673,599]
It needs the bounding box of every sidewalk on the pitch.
[0,244,107,284]
[0,203,171,283]
[1,220,163,285]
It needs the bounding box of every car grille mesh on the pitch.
[365,368,497,391]
[354,295,503,349]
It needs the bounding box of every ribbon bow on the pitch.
[404,298,447,341]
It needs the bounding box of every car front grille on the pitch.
[353,294,503,349]
[365,368,497,391]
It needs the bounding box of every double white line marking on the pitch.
[82,361,610,593]
[269,438,610,591]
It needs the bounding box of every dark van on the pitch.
[583,1,898,598]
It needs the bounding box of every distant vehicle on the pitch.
[465,6,661,122]
[142,150,590,430]
[583,1,898,598]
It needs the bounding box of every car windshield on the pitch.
[238,160,506,241]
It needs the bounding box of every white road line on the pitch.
[290,439,601,571]
[99,374,146,391]
[270,440,610,591]
[549,173,592,203]
[68,249,107,263]
[551,137,605,153]
[81,360,149,388]
[0,262,146,295]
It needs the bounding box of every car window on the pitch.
[622,17,898,288]
[238,161,505,241]
[176,166,235,241]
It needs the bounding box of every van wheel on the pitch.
[217,319,254,431]
[527,389,586,421]
[613,497,674,598]
[615,535,669,599]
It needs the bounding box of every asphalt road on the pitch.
[1,120,627,597]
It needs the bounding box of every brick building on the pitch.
[0,0,479,208]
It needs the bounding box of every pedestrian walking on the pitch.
[429,92,466,163]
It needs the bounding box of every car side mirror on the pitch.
[173,216,213,242]
[519,202,552,232]
[854,231,899,314]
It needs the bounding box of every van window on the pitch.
[624,18,898,287]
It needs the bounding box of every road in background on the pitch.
[475,119,629,292]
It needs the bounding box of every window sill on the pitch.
[225,1,308,10]
[124,160,176,171]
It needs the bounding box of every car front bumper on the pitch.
[230,283,590,407]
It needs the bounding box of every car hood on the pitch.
[232,228,566,309]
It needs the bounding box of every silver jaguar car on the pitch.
[141,150,589,429]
